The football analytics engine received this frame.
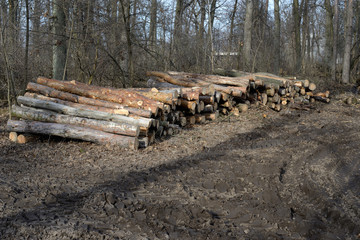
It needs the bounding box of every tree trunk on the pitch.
[293,0,301,73]
[6,120,139,149]
[11,105,140,137]
[52,0,67,80]
[24,0,30,88]
[149,0,157,49]
[228,0,238,69]
[26,82,152,118]
[17,96,154,128]
[274,0,281,74]
[324,0,333,68]
[174,0,184,70]
[332,0,339,81]
[244,0,253,71]
[119,0,134,86]
[342,0,354,84]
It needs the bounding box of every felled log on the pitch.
[17,96,154,129]
[26,82,152,118]
[11,105,140,137]
[204,111,219,120]
[7,120,139,149]
[179,99,197,111]
[24,92,130,116]
[195,114,206,124]
[147,77,182,89]
[314,91,330,98]
[312,96,330,103]
[167,71,251,88]
[147,71,242,97]
[36,77,160,115]
[9,132,18,142]
[129,88,178,105]
[213,69,249,77]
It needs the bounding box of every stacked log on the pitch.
[7,71,330,148]
[146,71,249,116]
[7,76,225,149]
[247,73,330,111]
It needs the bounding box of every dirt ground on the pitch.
[0,92,360,239]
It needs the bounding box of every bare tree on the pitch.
[342,0,354,84]
[244,0,253,71]
[274,0,280,74]
[324,0,333,68]
[52,0,67,80]
[332,0,339,81]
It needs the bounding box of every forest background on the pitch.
[0,0,359,103]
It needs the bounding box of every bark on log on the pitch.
[312,96,330,103]
[204,111,219,120]
[17,96,153,128]
[147,77,182,89]
[11,105,140,137]
[147,71,242,97]
[179,99,197,111]
[36,77,160,115]
[27,82,152,118]
[130,89,178,105]
[6,120,139,149]
[24,92,130,116]
[167,71,251,87]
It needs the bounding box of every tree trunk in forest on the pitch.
[208,0,217,73]
[332,0,339,81]
[244,0,253,71]
[301,0,308,74]
[52,0,67,80]
[24,0,29,87]
[274,0,281,74]
[174,0,184,70]
[342,0,354,84]
[6,120,139,149]
[228,0,238,69]
[11,105,140,137]
[198,0,206,71]
[119,0,134,86]
[324,0,333,68]
[293,0,301,73]
[149,0,157,49]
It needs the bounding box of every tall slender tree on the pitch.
[292,0,301,73]
[52,0,67,80]
[332,0,339,81]
[274,0,280,74]
[244,0,253,71]
[342,0,354,84]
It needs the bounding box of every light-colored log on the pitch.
[17,96,153,129]
[6,120,139,149]
[36,77,160,115]
[26,82,152,118]
[11,105,140,137]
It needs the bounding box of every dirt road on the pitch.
[0,99,359,239]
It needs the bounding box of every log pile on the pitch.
[7,76,222,149]
[147,71,330,113]
[6,71,330,148]
[246,73,330,111]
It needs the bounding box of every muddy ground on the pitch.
[0,92,359,239]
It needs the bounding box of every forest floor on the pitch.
[0,87,360,239]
